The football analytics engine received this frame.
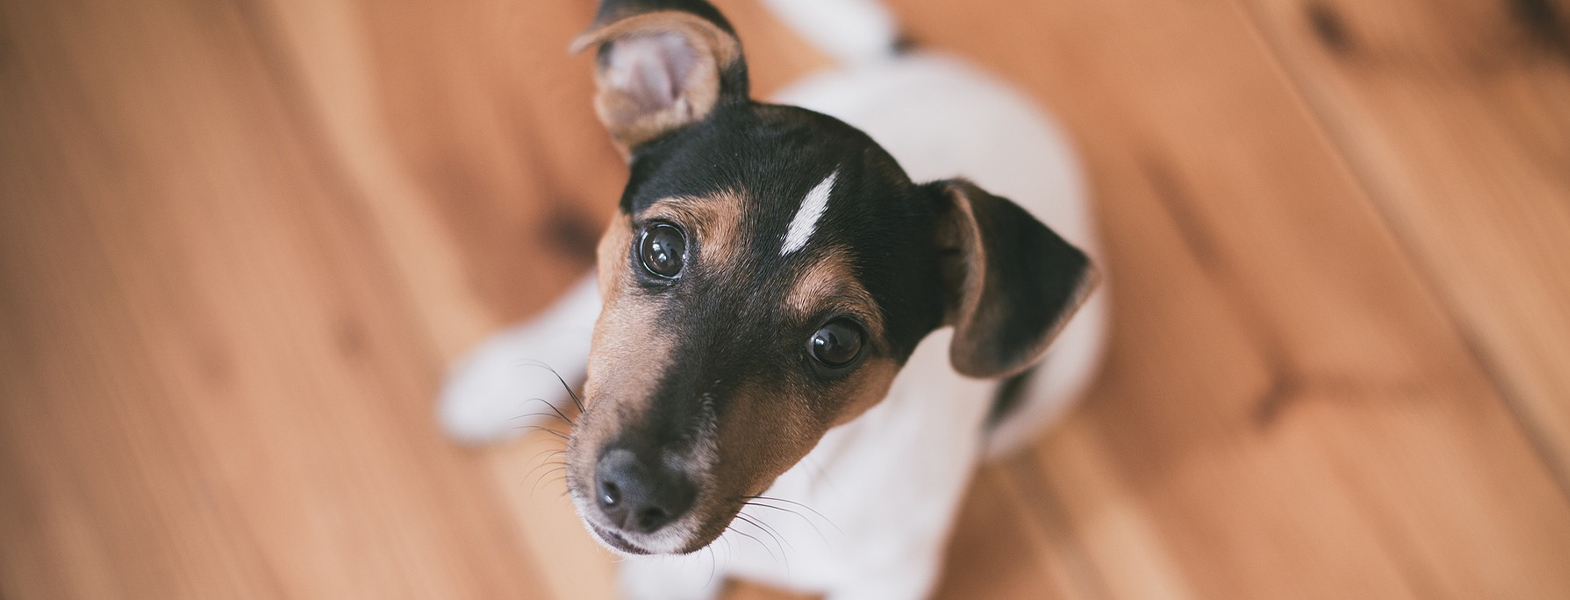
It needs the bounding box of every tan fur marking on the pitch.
[642,193,745,276]
[711,381,813,481]
[595,212,634,300]
[935,183,985,333]
[583,211,670,426]
[704,354,898,514]
[827,357,898,427]
[785,250,884,340]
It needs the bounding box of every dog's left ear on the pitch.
[570,0,749,154]
[928,179,1098,379]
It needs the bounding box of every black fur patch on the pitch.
[619,100,948,432]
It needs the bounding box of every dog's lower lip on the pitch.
[589,521,651,555]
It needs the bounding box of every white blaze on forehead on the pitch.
[781,170,838,255]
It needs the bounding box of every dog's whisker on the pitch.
[737,495,842,534]
[514,425,570,440]
[524,448,566,468]
[524,462,568,489]
[515,359,586,413]
[509,410,573,427]
[717,525,733,566]
[724,524,777,564]
[530,466,568,495]
[522,459,568,486]
[703,543,717,589]
[739,512,793,557]
[737,511,794,558]
[520,397,576,426]
[743,501,829,545]
[734,513,789,574]
[511,359,587,414]
[523,455,567,472]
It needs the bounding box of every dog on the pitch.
[437,0,1109,598]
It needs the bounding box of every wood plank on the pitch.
[884,0,1570,597]
[9,0,1567,598]
[1022,148,1424,600]
[0,0,546,598]
[931,463,1098,600]
[1239,0,1570,484]
[256,0,622,596]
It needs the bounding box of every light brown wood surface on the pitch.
[2,0,1567,599]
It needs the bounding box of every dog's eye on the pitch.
[809,319,864,369]
[638,223,686,278]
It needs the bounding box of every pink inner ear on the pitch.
[605,32,699,114]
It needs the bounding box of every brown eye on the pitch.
[809,319,864,369]
[639,223,686,278]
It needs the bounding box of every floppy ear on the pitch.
[570,0,749,154]
[929,179,1098,378]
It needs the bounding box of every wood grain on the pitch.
[1239,0,1570,485]
[0,0,545,598]
[3,0,1568,599]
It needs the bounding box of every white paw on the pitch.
[436,274,600,445]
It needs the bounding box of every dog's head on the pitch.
[563,0,1095,555]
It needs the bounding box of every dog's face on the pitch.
[562,0,1094,556]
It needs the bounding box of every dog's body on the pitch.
[438,2,1107,598]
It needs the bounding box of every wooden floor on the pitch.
[3,0,1569,598]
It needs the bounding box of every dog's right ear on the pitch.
[570,0,749,155]
[927,179,1097,379]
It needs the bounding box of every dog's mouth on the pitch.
[571,477,747,556]
[564,396,774,556]
[577,500,745,556]
[586,520,652,555]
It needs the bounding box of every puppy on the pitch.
[438,0,1109,598]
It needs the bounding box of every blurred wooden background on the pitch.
[3,0,1569,598]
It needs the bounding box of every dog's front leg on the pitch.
[437,273,600,444]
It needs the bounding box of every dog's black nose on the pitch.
[594,447,695,534]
